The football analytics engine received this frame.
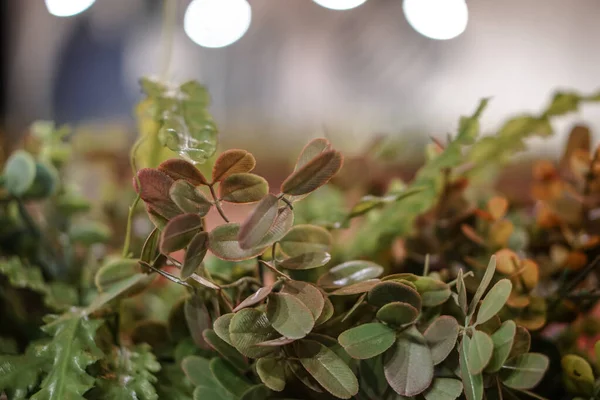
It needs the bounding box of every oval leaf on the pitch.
[424,316,459,365]
[204,329,247,371]
[238,194,279,249]
[181,231,208,279]
[212,149,256,183]
[234,285,273,312]
[460,336,483,400]
[229,308,279,358]
[295,138,332,171]
[3,150,36,196]
[330,279,381,296]
[213,313,234,345]
[486,320,516,373]
[281,150,343,196]
[281,280,325,321]
[209,357,251,397]
[423,378,463,400]
[158,158,208,185]
[219,173,268,203]
[267,293,315,339]
[318,260,384,288]
[160,213,203,254]
[467,331,494,374]
[368,281,422,311]
[209,223,267,261]
[475,279,512,325]
[254,206,295,248]
[134,168,181,219]
[413,276,452,307]
[169,180,212,215]
[338,323,396,360]
[296,339,359,399]
[256,358,286,392]
[279,225,332,257]
[376,302,419,326]
[384,325,434,397]
[501,353,549,390]
[278,251,331,270]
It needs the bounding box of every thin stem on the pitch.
[259,260,291,280]
[448,271,474,287]
[423,253,431,276]
[278,194,294,210]
[160,0,176,81]
[209,184,230,222]
[142,261,194,289]
[122,194,140,258]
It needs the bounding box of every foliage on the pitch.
[1,73,600,400]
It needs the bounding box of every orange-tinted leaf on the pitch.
[495,249,519,275]
[565,251,587,271]
[461,224,485,246]
[487,196,508,220]
[281,150,343,196]
[219,173,268,203]
[134,168,181,219]
[238,194,279,249]
[489,220,514,247]
[212,149,256,183]
[160,213,204,253]
[520,259,539,290]
[158,158,208,185]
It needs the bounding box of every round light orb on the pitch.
[403,0,468,40]
[312,0,367,10]
[45,0,96,17]
[184,0,252,48]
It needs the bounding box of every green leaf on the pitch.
[459,336,483,400]
[316,297,334,326]
[423,316,459,365]
[546,91,580,116]
[456,269,467,315]
[359,356,387,399]
[486,320,516,373]
[475,279,512,325]
[181,232,209,279]
[209,358,252,397]
[278,251,331,270]
[267,293,315,339]
[254,206,295,248]
[296,339,359,399]
[330,279,380,296]
[279,225,333,257]
[229,309,279,358]
[87,272,154,314]
[508,326,531,360]
[384,325,434,397]
[68,221,111,245]
[3,150,36,196]
[256,358,286,391]
[212,149,256,183]
[182,356,216,387]
[158,158,208,186]
[140,228,160,267]
[94,258,140,291]
[0,343,46,400]
[160,213,203,253]
[30,312,104,400]
[376,302,418,326]
[91,344,160,400]
[134,168,182,219]
[281,280,325,321]
[412,276,451,307]
[318,260,384,288]
[156,362,194,400]
[423,378,463,400]
[169,180,212,215]
[213,314,234,345]
[184,296,211,350]
[467,331,493,374]
[219,173,268,203]
[192,386,231,400]
[501,353,549,390]
[468,255,496,317]
[368,281,422,311]
[238,194,279,249]
[239,384,270,400]
[233,286,273,313]
[338,323,396,360]
[561,354,595,396]
[209,223,267,261]
[282,150,343,196]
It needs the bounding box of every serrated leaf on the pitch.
[468,256,496,317]
[229,309,279,358]
[256,358,286,391]
[30,312,104,400]
[424,316,459,365]
[501,353,549,390]
[279,225,333,257]
[467,331,493,374]
[158,158,208,186]
[281,280,325,321]
[330,279,381,296]
[3,150,36,196]
[90,344,160,400]
[238,194,279,249]
[212,149,256,183]
[459,336,483,400]
[234,286,273,312]
[210,357,252,397]
[338,323,396,360]
[0,343,46,400]
[134,168,182,219]
[182,232,209,279]
[296,339,359,399]
[209,223,267,261]
[368,281,422,311]
[486,320,516,373]
[282,150,343,196]
[169,180,212,215]
[423,378,463,400]
[267,293,315,339]
[318,260,384,288]
[160,213,203,254]
[376,302,418,326]
[384,325,434,397]
[219,173,268,203]
[278,251,331,270]
[475,279,512,325]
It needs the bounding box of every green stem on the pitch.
[122,194,140,258]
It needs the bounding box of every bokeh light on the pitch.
[312,0,368,11]
[45,0,96,17]
[403,0,469,40]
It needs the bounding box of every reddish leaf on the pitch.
[134,168,181,219]
[158,158,208,185]
[160,213,203,254]
[212,149,256,183]
[181,231,209,279]
[238,194,279,249]
[281,150,343,196]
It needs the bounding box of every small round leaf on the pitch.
[267,293,315,339]
[219,173,267,203]
[212,149,256,183]
[338,323,396,360]
[281,150,343,196]
[160,213,203,254]
[376,302,419,326]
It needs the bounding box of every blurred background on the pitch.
[2,0,600,159]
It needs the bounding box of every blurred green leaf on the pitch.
[3,150,36,196]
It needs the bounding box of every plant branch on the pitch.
[208,184,230,223]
